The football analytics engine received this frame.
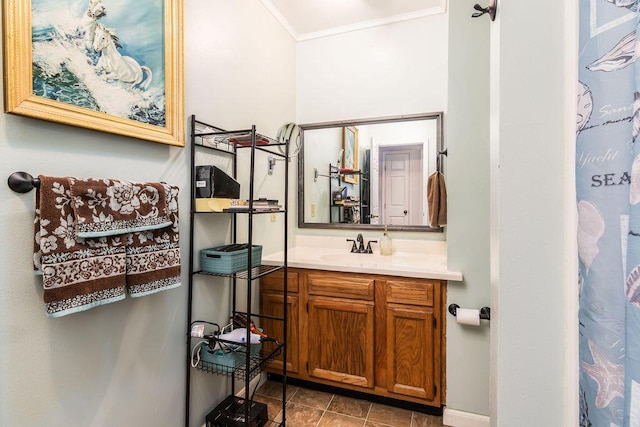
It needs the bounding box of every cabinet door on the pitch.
[260,291,299,374]
[307,295,375,388]
[386,303,437,400]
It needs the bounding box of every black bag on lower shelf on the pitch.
[206,395,268,427]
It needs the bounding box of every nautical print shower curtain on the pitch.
[578,1,640,426]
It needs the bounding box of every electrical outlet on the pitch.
[310,203,317,217]
[270,212,276,222]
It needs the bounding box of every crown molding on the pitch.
[259,0,299,40]
[260,0,447,42]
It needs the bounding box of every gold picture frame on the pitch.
[3,0,184,146]
[342,126,359,184]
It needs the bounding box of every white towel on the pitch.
[218,328,262,344]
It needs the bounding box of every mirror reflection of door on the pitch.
[379,145,423,225]
[299,113,442,230]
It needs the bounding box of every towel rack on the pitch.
[436,149,447,173]
[7,172,40,193]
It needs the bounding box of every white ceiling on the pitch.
[260,0,447,41]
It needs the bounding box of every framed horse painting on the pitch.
[3,0,184,146]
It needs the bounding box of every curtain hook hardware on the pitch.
[472,0,497,21]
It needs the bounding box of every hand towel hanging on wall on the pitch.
[33,176,181,318]
[34,176,127,317]
[68,178,173,238]
[125,184,181,298]
[427,171,447,227]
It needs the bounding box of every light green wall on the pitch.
[0,2,296,427]
[489,0,570,425]
[446,0,491,417]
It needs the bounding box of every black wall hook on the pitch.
[472,0,497,21]
[8,172,40,193]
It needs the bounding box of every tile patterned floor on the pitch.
[254,380,448,427]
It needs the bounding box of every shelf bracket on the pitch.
[313,167,333,182]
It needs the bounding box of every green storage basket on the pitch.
[199,343,262,374]
[200,244,262,274]
[200,347,243,371]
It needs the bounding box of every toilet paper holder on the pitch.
[448,304,491,321]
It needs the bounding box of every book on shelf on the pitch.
[223,205,250,212]
[195,198,245,212]
[251,198,280,207]
[223,206,281,212]
[334,196,359,206]
[228,135,270,146]
[252,198,279,205]
[222,198,281,212]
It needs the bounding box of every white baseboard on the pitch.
[443,408,490,427]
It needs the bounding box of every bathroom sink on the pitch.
[260,238,463,281]
[319,251,444,269]
[390,252,443,267]
[319,252,383,267]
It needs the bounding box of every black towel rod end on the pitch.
[448,303,460,317]
[8,172,40,193]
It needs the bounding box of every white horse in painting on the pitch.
[92,23,152,90]
[87,0,106,20]
[82,0,106,52]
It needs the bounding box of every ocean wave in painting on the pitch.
[31,4,165,127]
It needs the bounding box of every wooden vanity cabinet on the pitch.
[384,279,441,402]
[259,271,300,374]
[306,272,375,389]
[260,268,445,408]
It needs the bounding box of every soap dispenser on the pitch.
[380,225,393,256]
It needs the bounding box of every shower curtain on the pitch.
[578,1,640,426]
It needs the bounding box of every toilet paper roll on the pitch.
[456,308,481,326]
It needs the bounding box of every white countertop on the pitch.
[262,236,463,281]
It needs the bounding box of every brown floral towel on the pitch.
[34,176,127,318]
[69,178,172,238]
[125,184,181,298]
[34,177,181,317]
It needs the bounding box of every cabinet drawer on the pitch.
[307,272,374,301]
[385,280,434,307]
[261,271,299,293]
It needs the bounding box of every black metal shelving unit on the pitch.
[186,115,288,427]
[328,164,368,224]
